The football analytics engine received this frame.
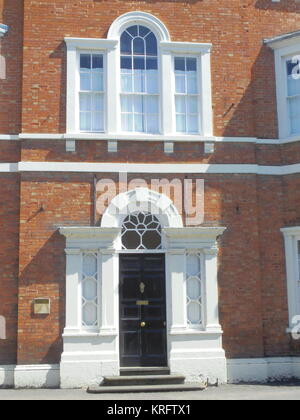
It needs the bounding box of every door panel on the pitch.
[119,254,167,367]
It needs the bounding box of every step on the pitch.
[87,383,206,394]
[120,367,170,376]
[103,374,185,387]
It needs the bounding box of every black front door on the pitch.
[119,253,167,367]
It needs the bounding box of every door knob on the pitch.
[140,321,146,327]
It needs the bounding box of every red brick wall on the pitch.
[1,0,300,366]
[14,172,300,363]
[20,0,300,137]
[17,173,94,364]
[0,0,23,134]
[0,174,19,364]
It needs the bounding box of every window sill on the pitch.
[64,132,213,142]
[169,328,223,335]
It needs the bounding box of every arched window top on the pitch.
[107,11,170,42]
[121,25,157,57]
[121,211,162,250]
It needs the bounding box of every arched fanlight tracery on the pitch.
[121,211,162,250]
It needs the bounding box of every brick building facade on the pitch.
[0,0,300,388]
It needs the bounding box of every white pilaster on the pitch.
[100,250,118,335]
[167,250,186,332]
[203,248,222,331]
[64,248,81,333]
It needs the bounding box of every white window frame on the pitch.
[172,54,202,135]
[281,227,300,330]
[65,12,213,138]
[267,34,300,141]
[78,50,106,133]
[65,38,118,134]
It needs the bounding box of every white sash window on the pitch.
[65,12,213,138]
[286,58,300,135]
[174,57,199,134]
[120,25,159,133]
[79,53,104,132]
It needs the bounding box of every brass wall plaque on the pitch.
[33,298,50,315]
[136,300,149,306]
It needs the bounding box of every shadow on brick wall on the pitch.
[49,42,67,133]
[18,230,66,365]
[221,44,278,139]
[255,0,300,13]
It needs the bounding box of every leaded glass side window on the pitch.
[121,212,162,250]
[82,252,99,327]
[120,25,159,133]
[186,252,202,326]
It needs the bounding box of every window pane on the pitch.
[133,37,144,55]
[139,25,150,37]
[134,113,143,132]
[121,113,133,131]
[187,277,201,300]
[133,70,144,92]
[80,54,91,70]
[187,96,198,113]
[80,73,91,91]
[146,114,159,133]
[175,57,185,71]
[289,96,300,134]
[287,75,300,97]
[145,96,158,114]
[187,115,198,133]
[121,56,132,70]
[121,71,133,93]
[145,32,157,56]
[92,55,103,70]
[176,114,186,132]
[121,31,132,55]
[92,112,103,131]
[146,70,158,94]
[187,75,197,94]
[175,96,186,113]
[82,303,97,326]
[92,94,103,111]
[186,57,197,71]
[146,57,157,70]
[175,75,185,93]
[127,25,138,37]
[92,72,103,91]
[121,95,133,112]
[133,96,143,113]
[187,302,201,324]
[80,112,91,131]
[80,93,91,111]
[134,57,145,70]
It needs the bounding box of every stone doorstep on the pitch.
[102,374,185,386]
[87,383,207,394]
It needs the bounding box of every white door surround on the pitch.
[59,188,227,388]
